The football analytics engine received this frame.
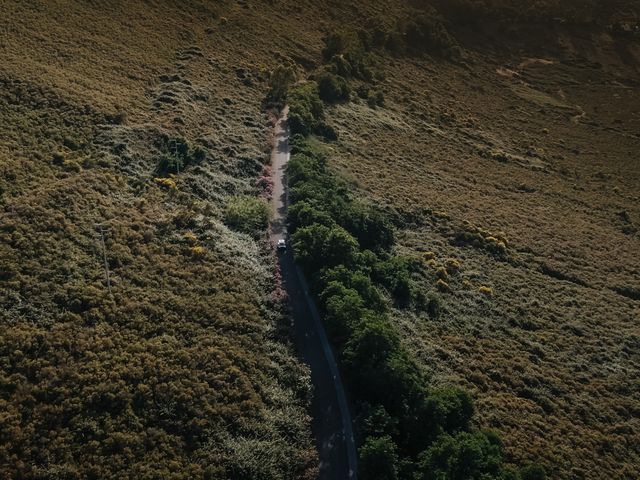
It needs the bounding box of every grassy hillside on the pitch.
[320,9,640,480]
[0,1,327,478]
[1,0,638,479]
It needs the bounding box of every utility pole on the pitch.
[170,139,180,174]
[96,223,112,295]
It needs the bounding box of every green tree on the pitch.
[292,224,358,272]
[417,431,505,480]
[317,72,350,103]
[424,387,475,434]
[520,464,547,480]
[267,64,296,103]
[360,435,399,480]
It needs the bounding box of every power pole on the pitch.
[170,139,180,174]
[96,224,112,295]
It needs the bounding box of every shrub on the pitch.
[189,245,206,258]
[479,285,493,296]
[358,404,399,440]
[322,284,365,342]
[267,64,296,103]
[359,435,399,480]
[322,32,347,60]
[436,278,451,293]
[339,203,394,252]
[292,224,359,273]
[224,196,269,238]
[288,201,335,233]
[320,266,385,313]
[402,13,459,58]
[426,291,442,318]
[424,388,475,435]
[343,316,400,369]
[154,177,177,190]
[288,83,324,136]
[372,256,414,305]
[317,72,350,103]
[445,258,461,274]
[156,137,205,175]
[520,464,547,480]
[416,431,505,480]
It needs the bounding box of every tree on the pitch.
[520,464,547,480]
[417,431,505,480]
[360,436,399,480]
[292,224,359,272]
[424,387,475,435]
[322,284,365,342]
[267,65,296,103]
[317,72,350,103]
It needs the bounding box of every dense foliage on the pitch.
[285,86,545,477]
[224,195,270,238]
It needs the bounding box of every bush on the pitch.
[288,201,335,233]
[424,388,475,435]
[320,266,385,313]
[417,431,506,480]
[359,436,399,480]
[402,13,459,58]
[339,203,394,252]
[520,464,547,480]
[426,291,442,318]
[317,72,350,103]
[372,256,415,305]
[224,196,269,238]
[321,283,365,342]
[292,224,359,272]
[288,83,324,136]
[343,315,400,369]
[267,64,296,104]
[322,32,347,60]
[156,137,205,175]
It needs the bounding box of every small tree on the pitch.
[224,196,269,238]
[317,72,350,103]
[360,436,399,480]
[520,464,547,480]
[267,65,296,104]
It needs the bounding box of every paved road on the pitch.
[269,107,357,480]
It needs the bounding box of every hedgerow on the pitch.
[285,107,545,480]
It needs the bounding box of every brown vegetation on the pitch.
[1,0,638,478]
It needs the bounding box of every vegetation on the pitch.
[1,0,637,478]
[285,128,544,478]
[320,2,640,478]
[267,64,296,105]
[224,195,270,238]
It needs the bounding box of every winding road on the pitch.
[269,107,357,480]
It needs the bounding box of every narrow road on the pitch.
[269,107,357,480]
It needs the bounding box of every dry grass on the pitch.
[327,21,640,480]
[2,0,639,478]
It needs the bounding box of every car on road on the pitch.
[276,239,287,252]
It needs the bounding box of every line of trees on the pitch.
[284,86,545,478]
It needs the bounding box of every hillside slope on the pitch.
[325,16,640,480]
[1,1,638,479]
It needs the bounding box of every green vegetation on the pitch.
[267,64,296,105]
[431,0,639,28]
[285,129,544,478]
[287,83,327,137]
[317,72,350,103]
[156,136,206,176]
[224,195,269,238]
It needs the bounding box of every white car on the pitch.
[276,239,287,252]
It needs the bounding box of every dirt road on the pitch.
[269,107,357,480]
